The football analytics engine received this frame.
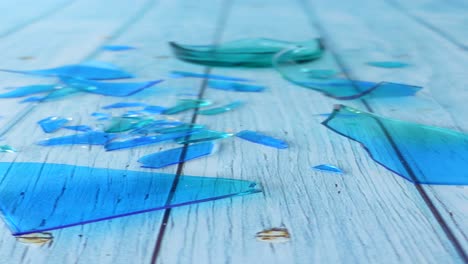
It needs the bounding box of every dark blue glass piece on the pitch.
[138,142,214,168]
[91,112,112,121]
[105,131,195,151]
[63,125,93,132]
[0,162,260,235]
[37,117,70,133]
[102,102,147,109]
[207,80,265,92]
[37,132,117,146]
[367,61,410,68]
[198,101,244,115]
[61,78,163,97]
[142,105,167,114]
[101,45,135,51]
[236,130,288,149]
[312,164,344,174]
[0,85,56,98]
[170,71,252,82]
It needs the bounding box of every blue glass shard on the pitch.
[367,61,410,68]
[142,105,167,114]
[102,102,147,109]
[20,96,43,103]
[105,116,154,133]
[163,99,212,115]
[105,131,196,151]
[236,130,288,149]
[0,162,260,235]
[102,45,135,51]
[0,85,56,98]
[170,71,252,82]
[138,141,214,168]
[0,145,17,153]
[207,80,265,92]
[38,117,71,133]
[38,132,117,146]
[175,130,233,144]
[312,164,344,174]
[61,78,163,97]
[301,69,338,79]
[41,86,80,101]
[199,101,244,115]
[131,121,192,135]
[123,110,147,117]
[91,112,112,121]
[63,125,93,132]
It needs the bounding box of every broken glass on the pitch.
[0,84,57,98]
[322,105,468,185]
[105,131,196,151]
[63,125,93,132]
[236,130,288,149]
[132,123,202,135]
[138,141,214,168]
[0,145,16,153]
[20,96,43,103]
[142,105,167,114]
[207,80,265,92]
[163,99,212,115]
[312,164,344,174]
[170,38,324,67]
[301,69,338,79]
[175,130,232,144]
[104,116,154,133]
[37,117,71,133]
[170,71,252,82]
[61,78,163,97]
[91,112,111,121]
[0,162,260,235]
[367,61,409,68]
[38,132,117,146]
[102,45,135,51]
[102,102,147,109]
[198,101,244,115]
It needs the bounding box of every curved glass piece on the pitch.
[0,85,57,98]
[312,164,343,174]
[101,45,135,51]
[38,132,117,146]
[273,46,421,100]
[138,142,214,168]
[38,116,70,133]
[322,105,468,185]
[0,145,16,153]
[102,102,148,109]
[170,38,324,67]
[236,130,288,149]
[198,101,244,115]
[207,80,265,92]
[61,78,163,97]
[0,162,260,235]
[367,61,410,68]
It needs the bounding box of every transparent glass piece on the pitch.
[0,63,134,80]
[102,102,147,109]
[175,130,233,144]
[301,69,338,79]
[170,38,324,67]
[105,131,196,151]
[170,71,252,82]
[274,46,422,100]
[138,142,214,168]
[38,132,117,146]
[207,80,265,92]
[0,85,56,98]
[91,112,111,121]
[323,105,468,185]
[163,99,212,115]
[312,164,343,174]
[102,45,135,51]
[41,86,80,101]
[0,162,260,235]
[61,78,163,97]
[0,145,16,153]
[199,101,244,115]
[63,125,93,132]
[236,130,288,149]
[37,116,70,133]
[104,116,154,133]
[367,61,410,68]
[132,123,202,135]
[142,105,167,114]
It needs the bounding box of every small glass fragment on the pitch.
[367,61,410,68]
[170,38,324,67]
[102,102,147,109]
[301,69,338,79]
[0,85,56,98]
[163,99,212,115]
[236,130,288,149]
[138,142,214,168]
[38,132,117,146]
[91,112,111,121]
[198,101,244,115]
[38,117,70,133]
[63,125,93,132]
[175,130,233,144]
[170,71,252,82]
[142,105,167,114]
[16,232,53,246]
[61,78,163,97]
[104,116,154,133]
[207,80,265,92]
[312,164,344,174]
[105,131,196,151]
[0,162,260,235]
[255,228,290,243]
[0,145,17,153]
[101,45,135,51]
[323,105,468,185]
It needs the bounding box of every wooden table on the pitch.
[0,0,466,263]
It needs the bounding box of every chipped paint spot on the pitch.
[16,232,53,246]
[255,227,290,243]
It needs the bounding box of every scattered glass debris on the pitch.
[91,112,111,121]
[142,105,167,114]
[130,120,188,135]
[104,116,154,133]
[163,99,212,115]
[101,45,135,51]
[105,131,195,151]
[256,228,290,243]
[0,145,17,153]
[0,162,260,235]
[63,125,93,132]
[323,105,468,185]
[198,101,244,115]
[0,84,56,98]
[312,164,344,174]
[138,142,214,168]
[170,71,252,82]
[102,102,147,109]
[207,80,265,92]
[16,232,53,246]
[38,116,71,133]
[175,130,233,144]
[38,132,117,146]
[367,61,410,68]
[61,78,163,97]
[236,130,288,149]
[170,38,324,67]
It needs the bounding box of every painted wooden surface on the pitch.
[0,0,466,263]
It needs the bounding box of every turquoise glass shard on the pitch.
[38,132,117,146]
[138,142,214,168]
[102,45,135,51]
[132,123,202,135]
[367,61,410,68]
[102,102,147,109]
[175,130,233,144]
[0,85,57,98]
[163,99,212,115]
[105,116,154,133]
[142,105,167,114]
[170,38,324,67]
[37,117,70,133]
[207,80,265,92]
[236,130,288,149]
[312,164,344,174]
[199,101,244,115]
[0,145,16,153]
[170,71,252,82]
[0,162,260,235]
[61,78,163,97]
[63,125,93,132]
[322,105,468,185]
[105,131,195,151]
[0,63,133,80]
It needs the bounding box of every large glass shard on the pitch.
[175,130,232,144]
[170,38,324,67]
[170,71,251,82]
[198,101,244,115]
[102,102,147,109]
[0,162,260,235]
[104,117,154,133]
[0,85,56,98]
[0,63,133,80]
[61,78,163,97]
[163,99,212,115]
[322,105,468,185]
[132,123,203,135]
[138,142,214,168]
[102,45,135,51]
[367,61,409,68]
[273,46,422,99]
[207,80,265,92]
[105,131,195,151]
[236,130,288,149]
[312,164,344,174]
[0,145,17,153]
[38,132,117,146]
[37,117,70,133]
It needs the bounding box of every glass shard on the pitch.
[105,131,195,151]
[0,145,17,153]
[132,123,203,135]
[138,142,214,168]
[40,86,80,101]
[301,69,338,79]
[175,130,233,144]
[61,78,163,97]
[170,38,324,67]
[104,116,154,133]
[323,105,468,185]
[91,112,112,121]
[0,85,56,98]
[102,45,135,51]
[207,80,265,92]
[163,99,212,115]
[170,71,252,82]
[198,101,244,115]
[0,162,260,235]
[37,116,70,133]
[312,164,344,174]
[367,61,410,68]
[38,132,117,146]
[63,125,93,132]
[20,96,43,103]
[102,102,147,109]
[142,105,167,114]
[236,130,288,149]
